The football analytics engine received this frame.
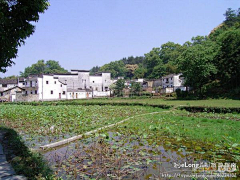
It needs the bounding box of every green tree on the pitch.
[20,60,68,77]
[100,61,126,78]
[133,65,147,79]
[215,28,240,88]
[113,79,125,96]
[145,48,165,79]
[90,66,101,75]
[130,81,141,96]
[178,40,218,92]
[0,0,49,73]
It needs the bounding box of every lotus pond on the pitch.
[0,104,239,179]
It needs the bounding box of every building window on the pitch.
[95,87,98,91]
[46,81,49,84]
[60,84,62,87]
[23,83,25,85]
[63,91,66,95]
[31,91,33,94]
[36,81,37,83]
[54,81,56,84]
[171,78,172,80]
[2,84,7,87]
[0,92,3,96]
[25,91,28,95]
[51,90,53,94]
[35,90,37,94]
[93,81,95,83]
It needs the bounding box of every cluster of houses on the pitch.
[0,70,186,102]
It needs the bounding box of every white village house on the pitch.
[0,70,112,102]
[161,73,186,93]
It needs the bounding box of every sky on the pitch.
[1,0,240,77]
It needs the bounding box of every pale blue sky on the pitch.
[1,0,239,77]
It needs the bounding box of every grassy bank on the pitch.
[4,97,240,108]
[0,127,55,179]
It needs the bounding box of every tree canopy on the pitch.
[0,0,49,73]
[20,60,68,77]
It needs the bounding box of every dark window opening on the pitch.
[63,91,66,95]
[35,90,37,94]
[51,90,53,94]
[93,81,95,83]
[46,81,49,84]
[54,81,56,84]
[2,84,7,87]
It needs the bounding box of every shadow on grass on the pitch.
[0,126,56,180]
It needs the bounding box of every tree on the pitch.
[20,60,68,77]
[90,66,101,75]
[125,64,138,79]
[133,65,147,79]
[0,0,49,73]
[178,40,218,92]
[130,81,141,96]
[113,79,125,96]
[215,29,240,88]
[100,61,126,78]
[145,48,164,79]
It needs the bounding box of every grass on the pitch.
[0,127,55,180]
[53,97,240,107]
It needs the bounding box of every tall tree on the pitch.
[178,40,218,92]
[20,60,68,77]
[0,0,49,73]
[215,29,240,88]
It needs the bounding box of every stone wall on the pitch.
[16,93,39,102]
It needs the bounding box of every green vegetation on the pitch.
[49,109,240,179]
[0,127,54,179]
[20,60,68,77]
[0,0,49,72]
[89,8,240,98]
[0,102,239,179]
[0,104,160,147]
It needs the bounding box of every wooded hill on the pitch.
[90,8,240,97]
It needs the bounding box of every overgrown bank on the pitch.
[0,127,55,180]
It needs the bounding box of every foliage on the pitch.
[0,127,54,179]
[130,81,141,95]
[89,66,100,75]
[113,79,125,96]
[125,64,138,79]
[178,39,218,92]
[133,65,146,79]
[215,28,240,89]
[100,61,126,78]
[0,0,49,73]
[20,60,68,77]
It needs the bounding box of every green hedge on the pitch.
[4,100,172,109]
[178,106,240,113]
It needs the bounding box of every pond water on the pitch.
[40,132,237,179]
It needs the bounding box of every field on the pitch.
[0,100,240,179]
